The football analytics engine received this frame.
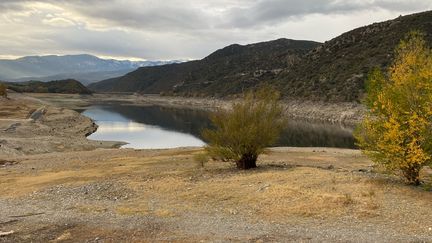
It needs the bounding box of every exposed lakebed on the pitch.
[80,104,356,149]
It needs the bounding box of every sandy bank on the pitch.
[0,93,124,157]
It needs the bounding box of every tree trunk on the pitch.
[402,165,421,186]
[236,153,257,170]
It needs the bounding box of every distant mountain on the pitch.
[90,10,432,102]
[9,69,137,86]
[2,79,92,94]
[88,38,321,94]
[0,54,180,84]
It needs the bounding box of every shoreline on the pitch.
[0,93,125,157]
[0,92,362,157]
[28,93,365,126]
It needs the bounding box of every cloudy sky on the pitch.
[0,0,431,61]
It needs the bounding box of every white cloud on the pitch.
[42,16,76,27]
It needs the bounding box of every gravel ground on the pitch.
[0,148,431,242]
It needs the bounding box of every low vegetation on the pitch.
[0,83,7,97]
[203,87,286,169]
[3,79,92,94]
[355,31,432,185]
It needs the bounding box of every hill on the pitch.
[3,79,92,94]
[0,54,180,84]
[276,10,432,102]
[88,39,321,95]
[9,69,139,86]
[90,11,432,102]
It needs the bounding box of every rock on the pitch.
[29,107,47,121]
[0,231,15,237]
[258,184,271,192]
[4,123,21,132]
[0,160,17,167]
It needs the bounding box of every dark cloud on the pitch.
[0,0,430,60]
[225,0,432,28]
[55,0,211,31]
[0,0,29,12]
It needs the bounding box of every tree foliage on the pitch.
[355,31,432,185]
[0,83,7,97]
[203,86,286,170]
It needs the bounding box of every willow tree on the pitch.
[203,86,286,169]
[355,31,432,185]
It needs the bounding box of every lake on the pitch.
[80,104,356,149]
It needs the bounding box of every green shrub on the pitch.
[203,86,286,170]
[193,153,209,168]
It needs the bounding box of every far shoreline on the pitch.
[27,92,365,126]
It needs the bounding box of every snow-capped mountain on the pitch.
[0,54,181,84]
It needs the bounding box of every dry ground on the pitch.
[1,147,432,242]
[0,93,123,156]
[1,93,431,242]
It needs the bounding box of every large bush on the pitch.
[203,86,286,169]
[355,31,432,185]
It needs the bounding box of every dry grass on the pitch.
[2,147,432,236]
[138,165,382,220]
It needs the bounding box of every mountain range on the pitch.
[89,10,432,102]
[0,54,180,85]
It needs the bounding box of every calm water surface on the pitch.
[80,104,356,149]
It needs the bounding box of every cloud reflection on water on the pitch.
[83,107,205,149]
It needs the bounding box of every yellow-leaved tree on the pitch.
[355,31,432,185]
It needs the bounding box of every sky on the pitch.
[0,0,431,61]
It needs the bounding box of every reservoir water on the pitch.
[80,104,356,149]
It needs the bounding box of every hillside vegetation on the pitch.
[89,39,321,95]
[277,10,432,101]
[3,79,92,94]
[90,11,432,102]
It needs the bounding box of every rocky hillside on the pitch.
[276,10,432,102]
[3,79,92,94]
[90,11,432,102]
[88,39,321,95]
